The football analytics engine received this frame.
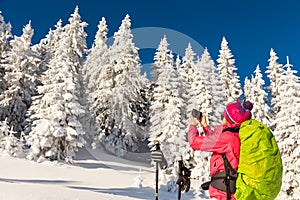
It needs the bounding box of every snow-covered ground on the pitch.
[0,147,209,200]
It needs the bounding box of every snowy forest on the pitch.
[0,6,299,199]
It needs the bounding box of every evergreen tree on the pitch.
[26,7,87,163]
[178,43,196,85]
[95,14,147,156]
[273,58,300,199]
[24,20,65,135]
[149,35,184,149]
[151,35,174,82]
[0,21,40,134]
[0,119,24,157]
[189,57,212,120]
[0,11,12,94]
[174,55,181,71]
[65,5,88,145]
[216,37,242,103]
[265,48,285,123]
[31,19,64,77]
[64,6,88,100]
[197,48,225,126]
[148,62,191,192]
[245,65,270,126]
[133,74,151,129]
[187,50,213,182]
[82,17,109,143]
[178,43,197,109]
[83,17,108,92]
[243,77,251,98]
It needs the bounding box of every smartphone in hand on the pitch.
[192,109,202,120]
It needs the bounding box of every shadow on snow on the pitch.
[68,185,156,199]
[0,177,76,185]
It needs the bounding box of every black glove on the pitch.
[177,164,191,193]
[151,149,167,169]
[201,181,211,190]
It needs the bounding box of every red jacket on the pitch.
[188,124,240,200]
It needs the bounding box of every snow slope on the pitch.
[0,147,209,200]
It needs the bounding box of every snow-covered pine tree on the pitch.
[189,58,212,121]
[64,5,88,112]
[216,37,242,103]
[174,55,181,71]
[31,19,64,77]
[0,11,12,94]
[151,35,174,82]
[178,43,197,85]
[97,14,147,156]
[150,35,176,126]
[148,62,191,192]
[244,65,271,126]
[26,7,87,163]
[149,35,175,149]
[265,48,285,124]
[0,119,24,157]
[243,77,251,99]
[273,57,300,199]
[24,20,65,135]
[0,21,40,135]
[197,48,225,126]
[133,168,144,188]
[134,74,151,128]
[187,49,214,182]
[83,17,109,93]
[178,43,197,111]
[82,17,109,143]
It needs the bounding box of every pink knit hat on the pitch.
[223,101,253,124]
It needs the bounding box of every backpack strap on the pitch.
[210,154,238,197]
[222,154,237,200]
[222,154,236,174]
[222,126,240,133]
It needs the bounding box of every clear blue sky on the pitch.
[1,0,300,82]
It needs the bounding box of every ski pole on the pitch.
[178,183,181,200]
[156,161,159,200]
[155,143,160,200]
[177,160,183,200]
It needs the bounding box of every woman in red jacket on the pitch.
[188,101,253,200]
